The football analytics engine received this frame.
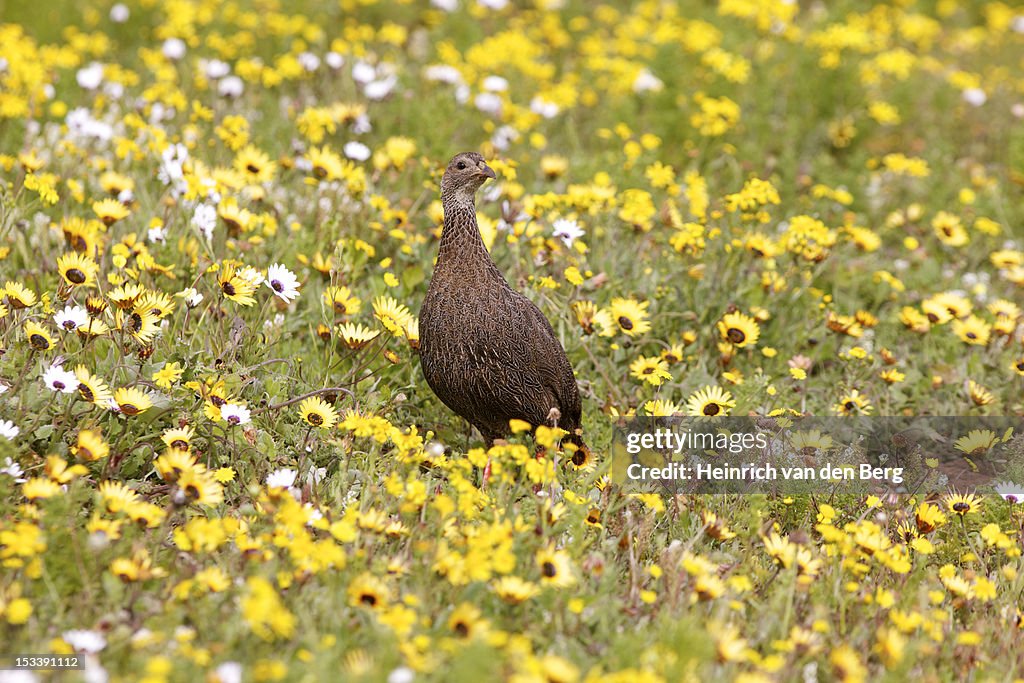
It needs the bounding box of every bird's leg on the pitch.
[481,434,494,489]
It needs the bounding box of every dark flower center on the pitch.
[53,380,65,390]
[360,593,377,607]
[121,403,139,415]
[171,439,189,450]
[953,502,969,513]
[703,403,720,416]
[222,282,236,296]
[966,332,977,339]
[246,163,259,173]
[271,279,283,292]
[727,328,745,344]
[618,316,633,331]
[844,401,856,411]
[29,334,50,349]
[307,412,324,426]
[541,561,557,578]
[572,450,587,466]
[66,268,86,284]
[79,384,95,401]
[454,622,469,637]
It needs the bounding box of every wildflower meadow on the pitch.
[1,0,1024,681]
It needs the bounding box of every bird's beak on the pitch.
[477,161,497,179]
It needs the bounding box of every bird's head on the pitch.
[440,152,496,203]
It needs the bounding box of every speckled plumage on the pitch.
[420,152,585,449]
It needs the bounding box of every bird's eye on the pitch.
[456,162,466,170]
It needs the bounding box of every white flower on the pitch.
[993,481,1024,504]
[43,365,78,393]
[431,0,458,10]
[364,75,398,101]
[148,225,166,243]
[54,305,89,331]
[352,114,372,134]
[387,667,416,683]
[0,420,19,440]
[265,264,300,303]
[1,457,26,483]
[66,108,114,142]
[478,0,508,9]
[237,266,264,286]
[0,669,39,683]
[298,52,320,72]
[62,629,107,653]
[161,38,187,60]
[632,68,664,93]
[474,92,503,115]
[204,59,231,79]
[352,60,377,84]
[213,662,243,683]
[552,218,585,247]
[425,65,462,84]
[482,75,509,92]
[191,203,217,240]
[76,62,104,90]
[179,287,204,308]
[1012,15,1024,33]
[220,402,251,426]
[218,76,244,98]
[1012,103,1024,119]
[962,88,986,107]
[530,96,560,119]
[325,52,345,70]
[159,143,189,187]
[343,141,371,161]
[109,3,129,22]
[266,468,297,489]
[490,125,520,151]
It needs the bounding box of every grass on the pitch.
[1,0,1023,681]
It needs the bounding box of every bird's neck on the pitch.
[438,195,491,264]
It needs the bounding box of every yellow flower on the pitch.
[24,320,54,351]
[535,545,575,587]
[114,387,153,416]
[72,428,109,461]
[92,197,131,225]
[74,366,113,406]
[945,492,982,517]
[718,311,760,348]
[685,385,735,417]
[629,355,672,386]
[607,297,651,337]
[234,145,277,183]
[298,396,339,429]
[56,252,99,287]
[152,362,184,389]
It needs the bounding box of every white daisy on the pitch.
[62,629,106,653]
[343,141,371,161]
[54,305,89,331]
[220,402,251,426]
[0,419,19,440]
[993,481,1024,504]
[1,456,26,483]
[43,365,78,393]
[266,468,297,489]
[265,264,300,303]
[552,218,585,247]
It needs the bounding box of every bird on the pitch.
[419,151,588,461]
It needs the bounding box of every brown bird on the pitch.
[420,152,587,458]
